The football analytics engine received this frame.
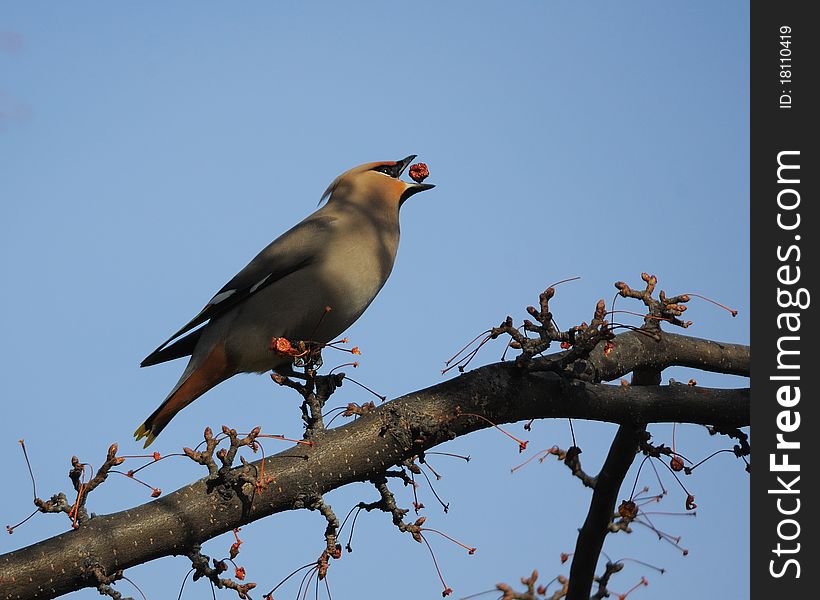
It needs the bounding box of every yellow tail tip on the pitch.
[133,424,157,449]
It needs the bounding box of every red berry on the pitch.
[409,162,430,183]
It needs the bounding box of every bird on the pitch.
[134,155,434,447]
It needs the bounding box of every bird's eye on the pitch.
[374,165,393,175]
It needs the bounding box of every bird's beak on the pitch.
[396,154,435,204]
[399,181,435,204]
[395,155,417,177]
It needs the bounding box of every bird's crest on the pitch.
[318,161,398,205]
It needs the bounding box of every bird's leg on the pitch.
[273,363,308,381]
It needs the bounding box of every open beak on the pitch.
[396,154,435,204]
[395,155,416,177]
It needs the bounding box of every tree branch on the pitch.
[555,330,749,381]
[0,332,748,599]
[566,424,642,600]
[564,363,662,599]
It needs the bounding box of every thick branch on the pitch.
[562,330,749,381]
[0,333,748,599]
[564,359,664,599]
[566,425,641,600]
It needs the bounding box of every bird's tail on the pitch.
[134,344,231,448]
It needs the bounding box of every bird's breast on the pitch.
[321,233,397,322]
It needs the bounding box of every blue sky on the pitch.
[1,2,749,599]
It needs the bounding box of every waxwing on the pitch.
[135,155,434,447]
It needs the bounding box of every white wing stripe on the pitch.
[210,289,236,305]
[250,274,272,293]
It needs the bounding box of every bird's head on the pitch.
[320,155,435,208]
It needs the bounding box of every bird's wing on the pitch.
[140,214,336,367]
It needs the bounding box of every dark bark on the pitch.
[556,330,749,381]
[565,362,662,599]
[0,332,749,599]
[566,424,642,600]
